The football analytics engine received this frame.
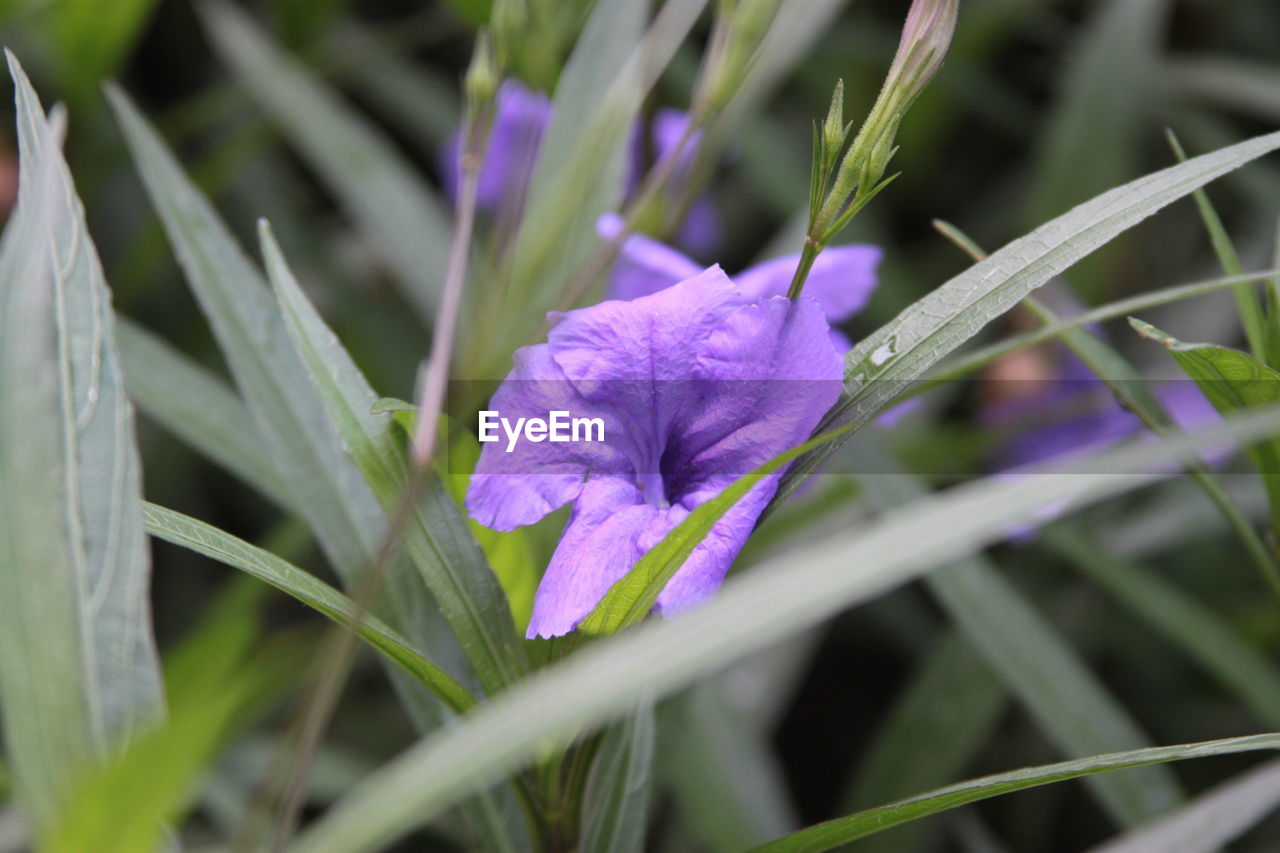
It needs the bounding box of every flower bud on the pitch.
[464,30,499,115]
[885,0,958,110]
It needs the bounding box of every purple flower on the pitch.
[986,343,1224,537]
[627,109,722,258]
[598,213,882,351]
[988,351,1222,471]
[442,81,723,255]
[441,81,551,218]
[466,267,843,638]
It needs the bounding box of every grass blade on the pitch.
[0,53,164,830]
[1131,316,1280,557]
[751,735,1280,853]
[289,406,1280,853]
[778,129,1280,500]
[663,683,798,851]
[200,0,451,320]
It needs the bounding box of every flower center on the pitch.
[637,471,670,509]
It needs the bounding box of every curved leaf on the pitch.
[142,502,476,715]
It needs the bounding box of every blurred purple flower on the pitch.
[466,266,843,638]
[598,213,882,351]
[627,108,722,258]
[442,81,723,255]
[986,344,1224,537]
[441,81,551,216]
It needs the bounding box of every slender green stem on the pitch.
[787,240,822,299]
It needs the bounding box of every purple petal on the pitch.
[734,244,883,324]
[674,193,723,259]
[467,345,631,531]
[526,478,687,638]
[549,265,740,388]
[668,295,843,490]
[599,213,702,302]
[655,476,776,616]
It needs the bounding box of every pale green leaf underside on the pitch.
[0,53,163,830]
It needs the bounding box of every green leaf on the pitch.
[142,502,477,715]
[750,736,1280,853]
[1045,527,1280,731]
[115,317,294,511]
[1164,130,1268,362]
[778,128,1280,501]
[840,632,1006,853]
[1170,56,1280,126]
[0,53,164,831]
[290,407,1280,853]
[200,0,451,321]
[662,683,797,851]
[1131,316,1280,550]
[43,577,296,853]
[1086,758,1280,853]
[921,267,1280,392]
[504,0,647,307]
[581,704,655,853]
[260,221,527,695]
[50,0,159,102]
[844,434,1183,826]
[1027,0,1170,225]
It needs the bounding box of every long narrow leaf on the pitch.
[116,317,293,510]
[751,735,1280,853]
[260,222,526,694]
[843,433,1183,825]
[1046,527,1280,730]
[0,54,163,830]
[142,502,476,715]
[200,0,451,320]
[840,632,1006,853]
[1087,758,1280,853]
[581,703,655,853]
